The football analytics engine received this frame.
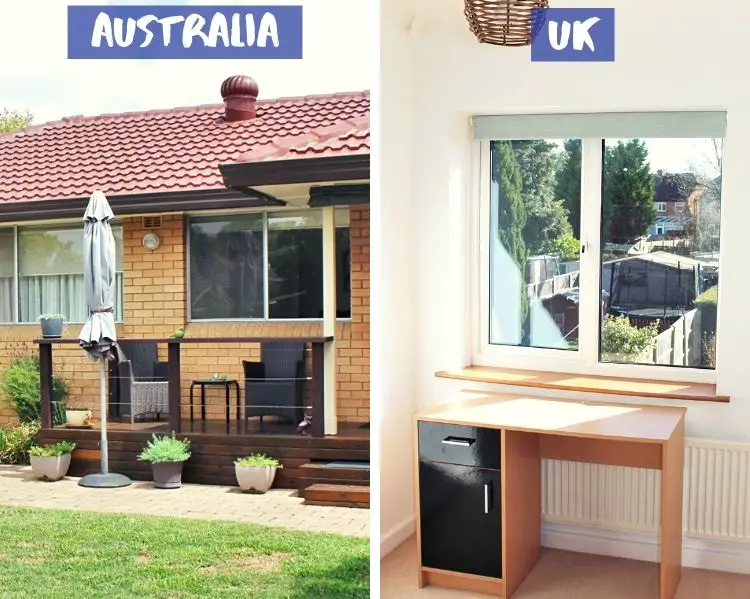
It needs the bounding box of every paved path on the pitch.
[0,465,368,537]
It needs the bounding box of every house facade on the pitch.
[650,172,700,236]
[0,76,370,428]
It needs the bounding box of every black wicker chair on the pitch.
[242,342,306,425]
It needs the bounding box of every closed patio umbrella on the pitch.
[78,190,131,488]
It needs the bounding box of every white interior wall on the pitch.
[377,0,418,557]
[381,0,750,567]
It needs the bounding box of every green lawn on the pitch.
[0,507,369,599]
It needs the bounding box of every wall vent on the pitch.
[142,216,162,230]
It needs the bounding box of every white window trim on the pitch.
[656,202,667,212]
[473,139,716,385]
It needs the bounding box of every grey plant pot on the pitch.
[235,465,278,493]
[30,453,72,482]
[40,318,64,338]
[151,461,185,489]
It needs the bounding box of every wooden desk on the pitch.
[414,391,686,599]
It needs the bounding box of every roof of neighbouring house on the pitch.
[0,89,369,204]
[654,216,687,226]
[653,172,698,202]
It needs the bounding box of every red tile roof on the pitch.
[0,91,369,204]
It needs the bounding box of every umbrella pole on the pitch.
[78,355,131,488]
[100,359,108,475]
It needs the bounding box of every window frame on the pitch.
[473,138,718,385]
[0,222,126,325]
[655,201,667,212]
[185,206,353,323]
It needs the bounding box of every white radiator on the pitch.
[541,438,750,543]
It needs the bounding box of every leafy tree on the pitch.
[0,108,32,134]
[555,139,582,237]
[491,140,529,343]
[511,140,569,254]
[540,228,580,261]
[603,139,656,242]
[491,141,527,269]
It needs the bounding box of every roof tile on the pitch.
[0,91,369,204]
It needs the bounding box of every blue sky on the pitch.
[0,0,373,124]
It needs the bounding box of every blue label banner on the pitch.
[67,5,303,59]
[531,8,615,62]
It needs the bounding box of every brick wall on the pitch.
[0,206,370,426]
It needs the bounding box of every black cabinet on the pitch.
[419,460,502,579]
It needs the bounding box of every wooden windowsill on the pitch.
[435,365,729,403]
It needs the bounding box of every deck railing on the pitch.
[36,336,332,437]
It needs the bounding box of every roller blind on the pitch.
[472,111,726,140]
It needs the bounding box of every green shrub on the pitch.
[234,454,283,468]
[540,230,580,262]
[695,285,718,306]
[601,314,659,358]
[137,433,191,463]
[29,441,76,457]
[0,422,40,464]
[0,356,69,425]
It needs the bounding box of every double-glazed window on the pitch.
[475,112,724,379]
[0,225,125,323]
[188,208,351,320]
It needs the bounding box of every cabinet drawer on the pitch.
[418,421,500,470]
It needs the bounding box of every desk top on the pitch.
[416,390,686,443]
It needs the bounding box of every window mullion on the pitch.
[578,138,604,367]
[263,212,270,320]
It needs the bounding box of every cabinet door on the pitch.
[419,460,502,579]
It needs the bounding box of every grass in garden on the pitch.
[0,506,369,599]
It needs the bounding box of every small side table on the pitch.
[190,379,241,423]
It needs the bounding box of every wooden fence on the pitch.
[526,271,580,299]
[637,309,702,367]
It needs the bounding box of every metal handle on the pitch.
[484,484,490,514]
[441,436,475,447]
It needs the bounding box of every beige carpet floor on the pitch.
[381,537,750,598]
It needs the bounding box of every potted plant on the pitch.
[65,407,92,427]
[38,313,66,338]
[234,453,283,493]
[137,433,191,489]
[29,441,76,481]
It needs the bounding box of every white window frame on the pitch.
[473,138,718,384]
[675,202,686,213]
[655,201,667,212]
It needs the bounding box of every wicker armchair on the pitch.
[115,341,169,423]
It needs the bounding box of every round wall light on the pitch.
[142,232,161,250]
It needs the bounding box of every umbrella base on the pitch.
[78,472,132,488]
